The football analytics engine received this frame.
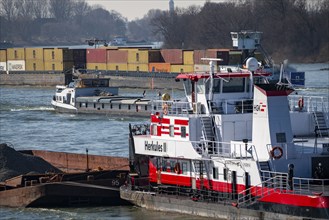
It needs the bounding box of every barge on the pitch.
[51,76,152,116]
[0,146,130,207]
[120,57,329,219]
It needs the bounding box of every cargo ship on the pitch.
[120,56,329,219]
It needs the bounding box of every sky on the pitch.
[86,0,225,21]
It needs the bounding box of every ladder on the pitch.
[200,116,215,141]
[313,111,328,137]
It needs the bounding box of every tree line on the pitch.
[0,0,328,62]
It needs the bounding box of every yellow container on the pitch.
[127,50,149,64]
[87,63,107,70]
[7,48,25,60]
[44,61,63,71]
[44,48,62,62]
[0,49,6,62]
[25,48,44,61]
[183,50,194,65]
[127,64,148,72]
[25,60,44,71]
[44,48,73,62]
[107,63,128,71]
[171,64,194,73]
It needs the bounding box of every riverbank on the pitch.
[0,72,183,90]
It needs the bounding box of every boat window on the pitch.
[181,162,188,175]
[223,168,228,180]
[110,104,112,109]
[193,161,205,175]
[102,103,104,109]
[85,103,88,108]
[181,126,186,138]
[169,125,174,137]
[276,133,286,143]
[144,105,147,111]
[196,80,205,94]
[128,105,131,110]
[94,103,96,108]
[213,167,219,179]
[212,79,221,94]
[119,104,121,109]
[79,103,82,108]
[222,78,245,93]
[183,81,192,96]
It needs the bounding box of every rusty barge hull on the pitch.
[0,149,131,207]
[0,181,130,208]
[19,149,129,173]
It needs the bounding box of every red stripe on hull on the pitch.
[174,119,189,126]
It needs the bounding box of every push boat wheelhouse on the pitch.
[125,64,329,219]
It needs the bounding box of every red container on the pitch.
[193,50,208,64]
[107,49,128,63]
[86,49,107,63]
[160,49,182,64]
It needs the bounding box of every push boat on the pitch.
[120,58,329,219]
[51,76,152,116]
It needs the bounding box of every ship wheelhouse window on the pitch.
[169,125,174,137]
[181,126,186,138]
[222,78,245,93]
[181,162,188,175]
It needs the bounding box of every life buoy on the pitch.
[298,97,304,110]
[270,146,283,159]
[162,103,168,115]
[174,162,181,174]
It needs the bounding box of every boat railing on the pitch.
[151,100,192,116]
[192,140,258,160]
[219,98,254,114]
[151,98,256,116]
[237,174,289,207]
[289,95,329,113]
[291,177,329,196]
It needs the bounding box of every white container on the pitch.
[7,60,25,71]
[0,62,7,71]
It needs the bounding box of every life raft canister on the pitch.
[270,146,283,159]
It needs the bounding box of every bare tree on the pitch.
[0,0,18,21]
[49,0,73,20]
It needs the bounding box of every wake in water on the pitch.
[10,106,54,112]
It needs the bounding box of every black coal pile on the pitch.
[0,143,62,182]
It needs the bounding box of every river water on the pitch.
[0,63,328,219]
